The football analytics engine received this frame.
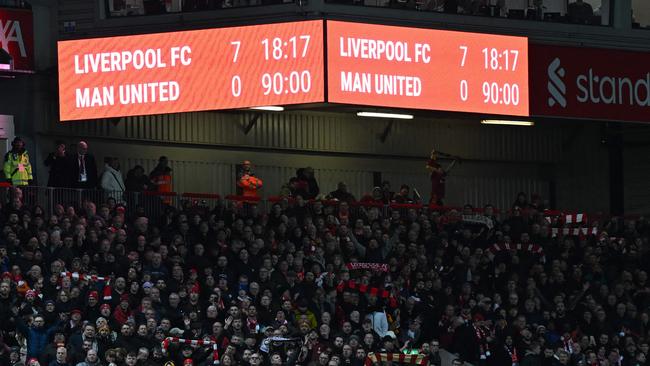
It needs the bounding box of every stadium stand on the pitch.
[0,167,647,365]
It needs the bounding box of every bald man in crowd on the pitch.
[52,346,70,366]
[66,140,98,189]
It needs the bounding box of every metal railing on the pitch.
[0,184,642,227]
[0,185,168,218]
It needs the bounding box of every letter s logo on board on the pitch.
[547,57,566,108]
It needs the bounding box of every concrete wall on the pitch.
[553,121,611,213]
[32,111,610,212]
[623,126,650,215]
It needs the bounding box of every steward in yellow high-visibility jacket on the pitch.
[3,137,33,186]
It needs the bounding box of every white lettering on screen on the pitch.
[339,37,430,64]
[340,71,421,96]
[73,47,194,74]
[75,81,180,108]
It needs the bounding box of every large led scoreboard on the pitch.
[58,20,529,121]
[327,21,528,117]
[58,21,325,121]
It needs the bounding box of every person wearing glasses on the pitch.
[249,353,262,365]
[65,141,98,189]
[13,312,64,360]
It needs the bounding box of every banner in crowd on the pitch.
[161,337,219,364]
[0,8,34,71]
[60,271,106,282]
[550,227,599,238]
[336,280,398,308]
[260,337,301,353]
[530,44,650,123]
[487,243,546,262]
[543,212,587,225]
[462,214,494,229]
[346,262,389,272]
[364,353,429,366]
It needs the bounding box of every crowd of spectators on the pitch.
[0,168,649,366]
[1,140,650,366]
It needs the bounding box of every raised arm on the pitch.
[381,227,402,259]
[13,310,29,335]
[348,231,366,258]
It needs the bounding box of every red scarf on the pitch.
[247,316,258,333]
[562,336,573,354]
[346,262,389,272]
[113,306,132,325]
[504,344,518,365]
[473,324,490,359]
[215,298,225,311]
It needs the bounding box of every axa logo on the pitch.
[0,20,26,58]
[547,57,566,108]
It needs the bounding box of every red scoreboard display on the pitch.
[57,20,530,121]
[327,21,529,116]
[58,21,325,121]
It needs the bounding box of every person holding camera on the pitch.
[44,141,67,187]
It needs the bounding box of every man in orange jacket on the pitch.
[150,156,173,204]
[237,160,263,198]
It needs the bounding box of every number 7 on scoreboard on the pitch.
[231,41,241,63]
[459,46,468,67]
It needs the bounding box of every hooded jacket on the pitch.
[3,148,32,186]
[100,164,126,202]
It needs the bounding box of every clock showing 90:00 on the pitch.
[58,21,325,121]
[326,21,529,116]
[58,20,530,121]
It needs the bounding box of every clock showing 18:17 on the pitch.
[326,21,529,117]
[57,20,326,121]
[261,36,312,60]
